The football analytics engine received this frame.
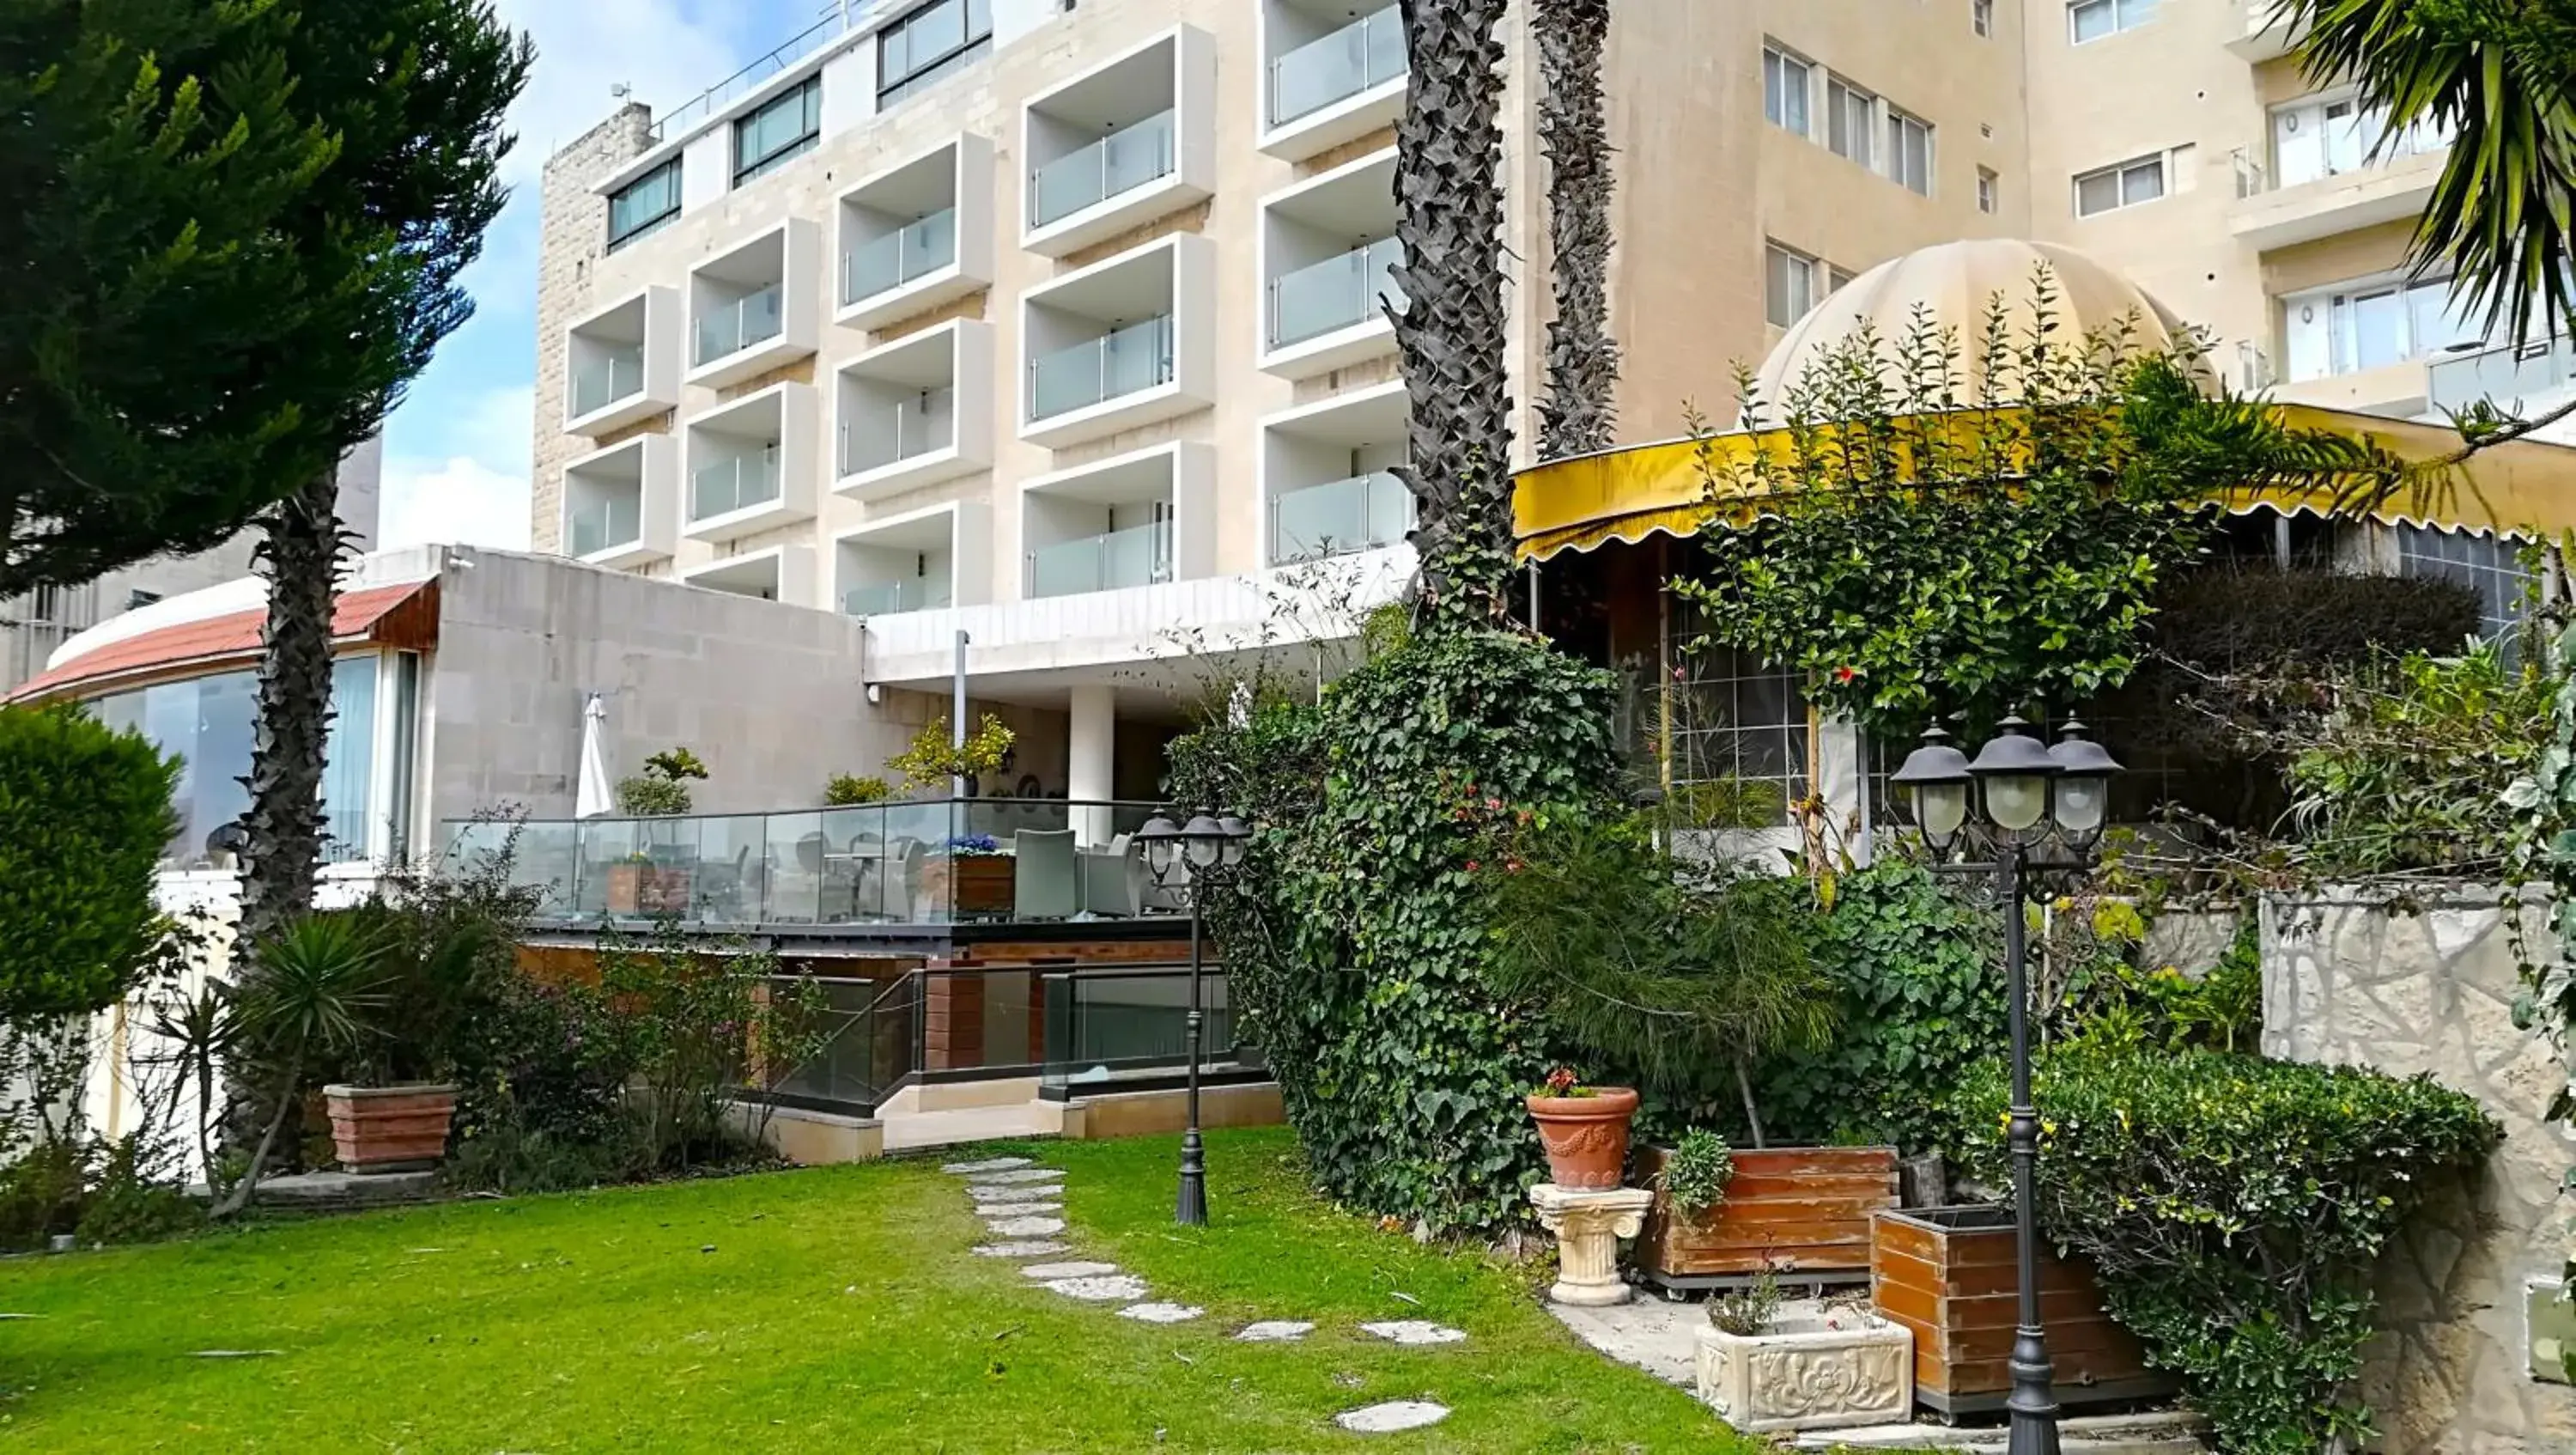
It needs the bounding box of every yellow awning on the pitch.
[1513,403,2576,562]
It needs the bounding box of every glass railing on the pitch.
[690,447,781,521]
[1029,316,1174,421]
[1041,967,1241,1094]
[571,349,645,418]
[841,579,952,618]
[839,388,956,476]
[1269,472,1410,565]
[1269,237,1404,349]
[1030,109,1176,228]
[842,208,959,305]
[1027,520,1173,599]
[436,798,1177,928]
[2428,337,2576,415]
[1270,4,1405,128]
[693,286,784,365]
[567,493,643,558]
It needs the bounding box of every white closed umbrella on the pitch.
[575,692,613,819]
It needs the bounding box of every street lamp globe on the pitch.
[1217,815,1252,868]
[2047,721,2123,847]
[1891,724,1973,851]
[1966,715,2060,835]
[1182,813,1226,869]
[1139,814,1182,882]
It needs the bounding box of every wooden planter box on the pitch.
[923,855,1012,919]
[325,1083,457,1174]
[605,861,649,916]
[640,866,693,916]
[1637,1145,1900,1292]
[1870,1205,2174,1416]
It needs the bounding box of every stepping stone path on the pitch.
[941,1154,1467,1435]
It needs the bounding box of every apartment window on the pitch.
[2393,525,2532,640]
[2325,277,2480,374]
[1763,46,1811,137]
[1829,265,1857,294]
[2074,154,2166,216]
[1826,77,1874,168]
[606,158,682,252]
[2069,0,2157,44]
[1887,110,1935,196]
[733,76,821,186]
[878,0,993,107]
[1670,636,1811,826]
[1973,0,1994,36]
[1765,243,1820,328]
[1977,166,1999,213]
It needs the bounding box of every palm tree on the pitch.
[1392,0,1517,626]
[1534,0,1619,460]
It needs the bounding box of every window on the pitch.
[1826,77,1874,168]
[1973,0,1993,36]
[607,158,682,252]
[1977,165,1999,213]
[2394,525,2533,640]
[2074,154,2165,216]
[1887,109,1934,195]
[125,588,160,611]
[1668,633,1812,826]
[2069,0,2157,44]
[2270,92,2455,188]
[879,0,993,107]
[2325,277,2480,374]
[1765,242,1819,328]
[1763,46,1811,137]
[733,76,821,186]
[1829,265,1857,294]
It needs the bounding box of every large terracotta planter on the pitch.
[1695,1309,1914,1434]
[641,865,694,916]
[1870,1204,2172,1415]
[325,1083,457,1174]
[1525,1087,1639,1189]
[1636,1144,1900,1292]
[605,861,648,915]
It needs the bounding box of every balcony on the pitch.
[561,435,677,569]
[1260,148,1401,380]
[1020,441,1213,601]
[685,218,820,389]
[1019,234,1216,449]
[562,287,681,436]
[1261,381,1412,567]
[1261,1,1405,161]
[2227,1,2306,62]
[834,135,995,332]
[681,382,817,543]
[2428,338,2576,418]
[1271,473,1409,566]
[680,542,816,605]
[835,502,987,620]
[2228,143,2449,252]
[1020,27,1215,258]
[832,320,993,499]
[1029,520,1173,598]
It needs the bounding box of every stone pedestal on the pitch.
[1529,1183,1654,1306]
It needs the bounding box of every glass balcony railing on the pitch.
[693,286,784,365]
[842,208,959,305]
[690,447,781,521]
[570,348,645,418]
[839,388,957,477]
[1269,472,1409,565]
[567,493,644,558]
[1029,316,1175,421]
[1270,4,1405,128]
[1268,237,1404,349]
[1030,109,1176,228]
[2428,337,2576,415]
[1027,519,1173,599]
[841,578,953,618]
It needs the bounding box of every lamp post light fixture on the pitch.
[1134,807,1253,1227]
[1891,714,2122,1455]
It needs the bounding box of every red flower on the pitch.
[1464,859,1482,873]
[1832,665,1858,684]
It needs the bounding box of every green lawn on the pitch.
[0,1128,1762,1452]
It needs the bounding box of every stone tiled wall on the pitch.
[2262,887,2576,1454]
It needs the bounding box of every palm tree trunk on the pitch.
[237,469,345,956]
[1394,0,1517,628]
[1535,0,1619,461]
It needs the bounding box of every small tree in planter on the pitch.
[888,715,1015,795]
[611,748,707,914]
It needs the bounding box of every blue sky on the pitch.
[376,0,823,551]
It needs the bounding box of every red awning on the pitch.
[7,579,440,706]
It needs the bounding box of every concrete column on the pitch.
[1068,685,1116,846]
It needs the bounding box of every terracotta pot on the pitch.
[1525,1087,1639,1189]
[325,1083,458,1174]
[605,862,648,915]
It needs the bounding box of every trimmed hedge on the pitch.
[0,706,179,1021]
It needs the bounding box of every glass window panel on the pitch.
[2121,159,2164,204]
[2075,168,2121,216]
[322,656,379,863]
[2350,288,2406,369]
[2070,0,2113,44]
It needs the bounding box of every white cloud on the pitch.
[380,385,536,551]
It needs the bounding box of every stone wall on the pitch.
[2261,886,2576,1453]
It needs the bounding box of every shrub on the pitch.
[823,773,889,806]
[615,746,707,817]
[0,704,179,1021]
[889,715,1014,792]
[1662,1128,1734,1215]
[1963,1047,2496,1455]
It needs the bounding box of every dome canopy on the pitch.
[1747,240,2208,417]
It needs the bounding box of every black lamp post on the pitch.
[1891,715,2120,1455]
[1134,808,1251,1227]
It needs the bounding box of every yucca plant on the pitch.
[211,912,393,1217]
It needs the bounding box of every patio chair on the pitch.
[1013,829,1079,921]
[1079,832,1136,917]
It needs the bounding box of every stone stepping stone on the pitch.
[972,1240,1068,1259]
[971,1168,1065,1187]
[1043,1275,1150,1302]
[972,1200,1061,1218]
[943,1157,1034,1175]
[1359,1320,1467,1346]
[985,1216,1066,1239]
[1118,1302,1203,1324]
[1335,1401,1450,1434]
[966,1182,1064,1202]
[1235,1320,1316,1342]
[1021,1261,1121,1280]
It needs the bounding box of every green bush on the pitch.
[1963,1047,2496,1455]
[823,773,889,806]
[0,705,179,1021]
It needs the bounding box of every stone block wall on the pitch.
[2261,886,2576,1453]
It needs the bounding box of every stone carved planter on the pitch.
[1695,1310,1913,1434]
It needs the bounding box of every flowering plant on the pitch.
[936,834,1003,856]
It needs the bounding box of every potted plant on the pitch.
[887,715,1015,796]
[825,773,890,806]
[1525,1067,1639,1189]
[1693,1263,1914,1434]
[605,849,653,916]
[921,833,1012,918]
[612,748,705,914]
